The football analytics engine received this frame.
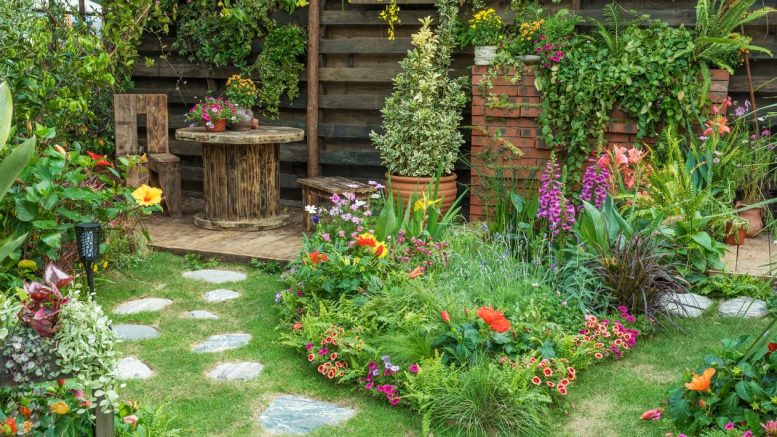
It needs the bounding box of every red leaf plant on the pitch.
[20,264,72,337]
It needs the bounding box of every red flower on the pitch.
[768,342,777,355]
[3,418,16,433]
[531,376,541,385]
[476,306,511,333]
[86,151,112,167]
[640,408,662,421]
[18,406,31,419]
[306,251,328,265]
[440,310,450,323]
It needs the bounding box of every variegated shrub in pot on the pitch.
[370,0,467,213]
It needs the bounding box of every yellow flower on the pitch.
[373,241,388,258]
[17,260,37,270]
[23,421,32,433]
[413,193,441,212]
[50,401,70,415]
[131,184,163,206]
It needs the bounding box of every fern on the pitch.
[594,3,630,53]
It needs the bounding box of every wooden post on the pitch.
[306,0,321,177]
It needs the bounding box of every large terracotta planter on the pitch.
[736,202,763,237]
[388,173,458,214]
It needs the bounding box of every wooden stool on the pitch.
[147,153,182,218]
[297,176,375,231]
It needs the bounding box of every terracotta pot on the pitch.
[724,222,746,246]
[736,202,763,237]
[205,119,227,133]
[388,173,458,214]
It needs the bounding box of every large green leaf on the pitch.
[0,82,11,149]
[0,233,27,263]
[0,136,35,203]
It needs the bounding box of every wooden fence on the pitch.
[131,0,777,208]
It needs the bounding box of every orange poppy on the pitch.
[685,368,715,391]
[476,306,511,333]
[408,267,423,279]
[307,251,328,265]
[440,310,450,323]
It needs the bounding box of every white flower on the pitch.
[354,200,366,208]
[531,283,540,288]
[370,193,380,199]
[304,205,318,214]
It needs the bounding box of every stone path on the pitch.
[185,310,219,320]
[114,297,173,315]
[113,324,160,341]
[193,333,252,353]
[182,269,247,284]
[112,268,357,434]
[203,289,240,303]
[117,357,153,380]
[660,292,713,318]
[207,362,264,381]
[259,395,355,435]
[719,296,768,318]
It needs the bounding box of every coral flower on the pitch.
[558,386,568,395]
[131,184,163,206]
[86,151,112,167]
[440,310,450,323]
[761,420,777,436]
[408,266,424,279]
[3,418,16,433]
[307,251,328,265]
[50,401,70,415]
[356,233,377,247]
[531,376,541,385]
[476,306,511,333]
[123,415,139,428]
[685,368,715,391]
[613,146,629,166]
[292,322,303,331]
[373,241,388,258]
[640,408,663,421]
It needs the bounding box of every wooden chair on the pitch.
[114,94,182,218]
[296,176,375,231]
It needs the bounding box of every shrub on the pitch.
[370,0,468,177]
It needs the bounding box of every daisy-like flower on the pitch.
[543,367,553,377]
[594,352,604,359]
[546,381,555,388]
[531,376,542,385]
[304,205,318,214]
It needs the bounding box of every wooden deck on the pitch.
[145,197,304,263]
[722,233,774,277]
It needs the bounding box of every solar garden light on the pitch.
[74,222,101,298]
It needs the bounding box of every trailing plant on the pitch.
[370,0,468,177]
[248,24,307,118]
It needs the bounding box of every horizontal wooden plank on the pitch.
[320,94,386,110]
[319,65,470,82]
[321,38,414,54]
[349,0,435,4]
[321,10,433,25]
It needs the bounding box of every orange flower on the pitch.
[356,233,377,247]
[307,251,328,265]
[476,306,511,333]
[408,266,424,279]
[87,151,112,167]
[440,310,450,323]
[685,368,715,391]
[131,184,163,206]
[18,406,30,419]
[3,418,16,433]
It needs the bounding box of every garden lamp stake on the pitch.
[74,222,101,299]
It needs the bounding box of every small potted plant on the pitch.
[370,8,468,212]
[225,74,258,131]
[724,216,747,245]
[184,97,238,133]
[462,8,504,65]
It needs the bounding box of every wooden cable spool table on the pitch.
[175,126,304,231]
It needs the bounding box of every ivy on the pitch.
[536,14,706,174]
[249,24,307,119]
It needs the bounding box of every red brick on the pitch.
[710,80,729,92]
[485,107,521,118]
[709,91,728,103]
[710,69,730,81]
[604,132,631,143]
[472,65,489,75]
[521,127,538,137]
[609,110,628,120]
[519,96,541,104]
[492,85,520,97]
[606,121,638,134]
[520,106,541,118]
[472,105,484,116]
[519,86,539,97]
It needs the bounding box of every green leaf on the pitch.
[0,136,35,203]
[14,198,37,222]
[735,380,752,402]
[690,231,714,252]
[0,233,27,264]
[0,82,11,148]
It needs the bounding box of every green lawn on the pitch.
[98,252,419,436]
[100,251,769,436]
[557,314,771,437]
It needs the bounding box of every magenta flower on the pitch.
[318,347,329,356]
[725,423,735,431]
[305,342,313,350]
[408,364,420,374]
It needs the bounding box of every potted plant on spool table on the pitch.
[184,97,238,133]
[460,8,504,66]
[225,74,258,131]
[370,2,468,212]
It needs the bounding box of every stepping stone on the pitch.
[113,324,159,341]
[203,289,240,303]
[185,310,219,320]
[114,298,173,315]
[660,292,713,318]
[719,296,767,318]
[207,362,264,381]
[116,357,153,380]
[182,269,247,284]
[192,333,251,353]
[259,395,355,435]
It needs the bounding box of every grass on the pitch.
[97,251,420,436]
[99,251,770,436]
[557,313,771,436]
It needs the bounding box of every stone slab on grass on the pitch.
[185,310,219,320]
[207,362,264,381]
[660,292,713,318]
[259,395,355,435]
[182,269,247,284]
[114,298,173,315]
[113,324,159,341]
[192,333,251,353]
[117,357,153,380]
[719,296,767,318]
[203,289,240,303]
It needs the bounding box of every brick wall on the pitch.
[469,65,730,221]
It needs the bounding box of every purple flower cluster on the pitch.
[395,232,449,266]
[580,164,610,209]
[363,357,401,405]
[534,35,566,69]
[537,160,575,235]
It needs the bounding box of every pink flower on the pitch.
[305,342,313,350]
[364,382,374,390]
[613,146,628,166]
[408,364,420,374]
[743,430,753,437]
[640,408,662,421]
[725,422,735,430]
[123,415,138,428]
[389,397,400,406]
